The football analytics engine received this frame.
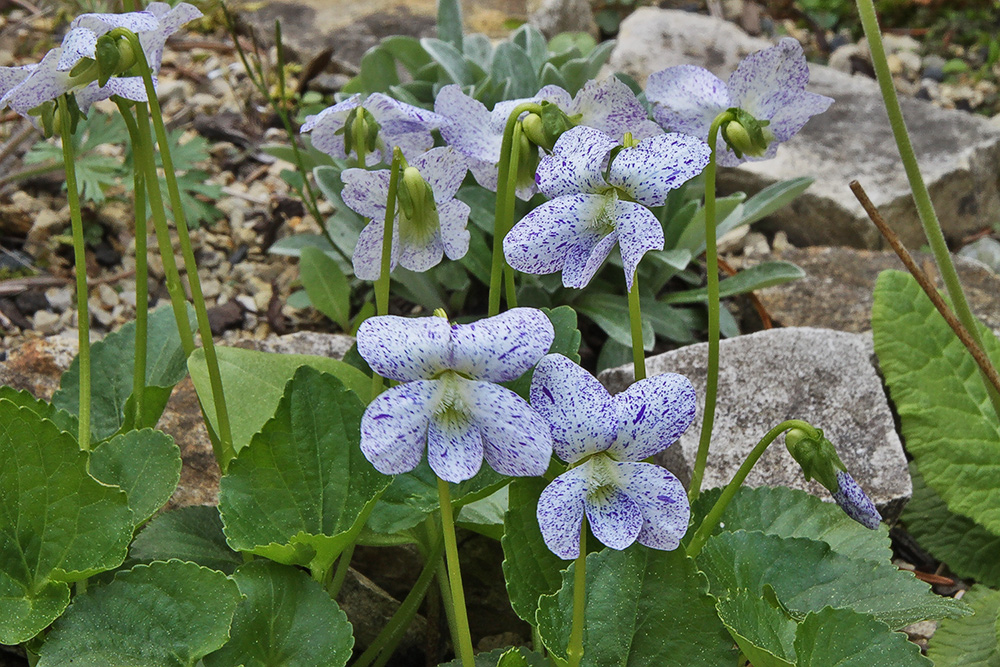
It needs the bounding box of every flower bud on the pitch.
[784,427,844,493]
[721,108,774,159]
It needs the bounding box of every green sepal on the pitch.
[720,107,772,159]
[784,427,845,493]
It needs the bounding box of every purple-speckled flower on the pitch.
[832,471,882,530]
[0,3,200,117]
[532,354,695,559]
[645,38,832,166]
[503,125,709,290]
[537,77,662,142]
[357,309,555,483]
[434,84,540,200]
[341,146,471,280]
[301,93,447,166]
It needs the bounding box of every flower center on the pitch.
[432,371,471,426]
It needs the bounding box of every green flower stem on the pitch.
[686,419,819,559]
[437,476,475,667]
[489,102,543,316]
[57,96,91,450]
[131,159,149,426]
[353,535,447,667]
[688,111,736,502]
[566,519,588,667]
[371,149,403,398]
[854,0,1000,420]
[326,543,355,599]
[128,34,235,466]
[627,274,646,382]
[117,99,194,355]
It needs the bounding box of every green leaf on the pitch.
[89,428,182,525]
[723,177,813,229]
[437,647,547,667]
[491,41,539,99]
[536,545,736,665]
[130,505,243,574]
[300,246,351,329]
[539,62,567,88]
[37,561,241,667]
[463,32,494,70]
[501,477,567,624]
[437,0,463,50]
[667,193,745,254]
[457,485,508,539]
[203,560,354,667]
[715,590,796,667]
[872,270,1000,533]
[575,293,654,350]
[927,585,1000,666]
[901,462,1000,587]
[661,261,805,304]
[0,400,133,644]
[794,606,932,666]
[381,35,434,75]
[219,367,391,577]
[0,386,78,435]
[54,304,194,441]
[699,530,969,629]
[188,345,371,453]
[511,24,548,73]
[357,46,399,93]
[547,32,594,56]
[689,485,892,563]
[421,37,474,85]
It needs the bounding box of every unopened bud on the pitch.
[720,107,774,159]
[784,426,845,494]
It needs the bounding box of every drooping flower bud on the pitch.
[720,107,774,159]
[95,32,138,86]
[521,102,575,153]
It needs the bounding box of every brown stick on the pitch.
[717,256,774,329]
[850,180,1000,398]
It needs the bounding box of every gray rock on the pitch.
[32,310,61,335]
[598,327,911,520]
[751,246,1000,336]
[528,0,598,38]
[958,237,1000,275]
[608,9,1000,250]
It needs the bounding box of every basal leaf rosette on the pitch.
[0,400,132,644]
[357,308,555,483]
[218,367,391,578]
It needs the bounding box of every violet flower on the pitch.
[340,146,471,280]
[645,38,833,166]
[357,309,555,483]
[537,76,662,142]
[532,354,695,559]
[832,471,882,530]
[434,84,541,200]
[301,93,448,166]
[503,125,709,290]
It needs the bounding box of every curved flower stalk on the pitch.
[356,308,555,483]
[504,125,710,290]
[341,146,472,280]
[646,38,832,166]
[301,92,448,166]
[434,84,542,200]
[532,354,696,559]
[537,76,662,143]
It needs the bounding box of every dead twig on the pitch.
[717,256,774,329]
[0,268,136,297]
[850,180,1000,398]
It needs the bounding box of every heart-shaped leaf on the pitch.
[130,505,243,574]
[89,428,182,525]
[927,585,1000,666]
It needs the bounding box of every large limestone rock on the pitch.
[599,327,912,520]
[751,246,1000,335]
[609,8,1000,250]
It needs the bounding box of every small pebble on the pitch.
[98,284,119,308]
[33,310,61,335]
[45,287,74,312]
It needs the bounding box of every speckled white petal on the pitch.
[608,133,710,207]
[448,308,554,382]
[57,28,98,71]
[352,216,399,282]
[728,38,810,117]
[410,147,470,202]
[503,193,611,282]
[562,227,618,289]
[427,407,484,483]
[467,156,500,193]
[360,380,436,475]
[614,461,690,550]
[536,84,574,111]
[341,167,391,220]
[369,92,447,130]
[72,10,160,35]
[530,354,616,464]
[608,372,697,462]
[468,381,552,477]
[356,315,453,381]
[832,471,882,530]
[535,126,616,198]
[615,200,664,291]
[490,97,539,136]
[438,199,471,261]
[0,64,36,100]
[537,467,588,560]
[1,51,71,114]
[301,95,361,158]
[647,64,729,139]
[436,84,500,164]
[398,224,444,273]
[572,77,654,141]
[141,3,203,71]
[376,130,434,165]
[765,90,833,143]
[585,480,642,551]
[74,75,150,109]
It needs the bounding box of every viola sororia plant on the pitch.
[0,0,982,664]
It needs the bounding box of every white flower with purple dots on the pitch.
[356,308,555,483]
[531,354,696,559]
[536,76,662,143]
